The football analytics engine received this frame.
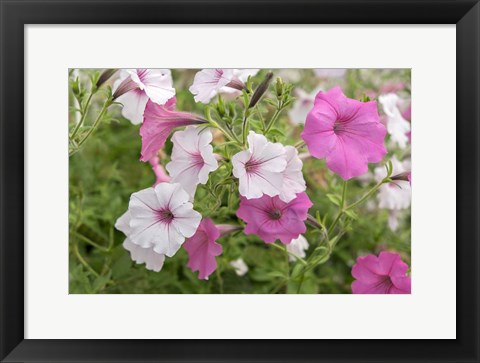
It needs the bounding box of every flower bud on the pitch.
[391,171,411,182]
[96,69,117,88]
[248,71,273,108]
[275,77,284,98]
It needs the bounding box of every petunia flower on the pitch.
[286,235,309,262]
[166,126,218,200]
[183,218,223,280]
[278,146,306,203]
[351,251,411,294]
[189,68,259,104]
[189,68,235,104]
[236,192,312,244]
[230,258,249,276]
[232,131,287,199]
[149,156,170,187]
[379,93,411,149]
[113,69,176,124]
[140,97,208,162]
[220,69,259,94]
[126,182,202,257]
[313,69,346,78]
[115,211,165,272]
[301,86,387,180]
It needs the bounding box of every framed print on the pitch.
[1,0,479,362]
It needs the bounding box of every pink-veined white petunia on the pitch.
[189,68,259,104]
[125,182,201,257]
[232,131,287,199]
[278,146,306,203]
[114,69,176,124]
[166,126,219,200]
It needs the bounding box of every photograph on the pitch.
[68,68,412,294]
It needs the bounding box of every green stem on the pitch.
[264,106,283,134]
[284,245,290,293]
[345,178,389,211]
[72,98,112,153]
[74,231,110,252]
[328,180,348,235]
[242,114,250,146]
[70,92,93,139]
[73,241,99,277]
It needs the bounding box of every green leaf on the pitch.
[326,193,341,206]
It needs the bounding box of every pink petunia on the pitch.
[301,87,387,180]
[140,97,208,162]
[183,218,223,280]
[236,192,312,244]
[351,251,411,294]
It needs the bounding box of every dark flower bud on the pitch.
[391,171,411,182]
[248,72,273,109]
[96,69,117,88]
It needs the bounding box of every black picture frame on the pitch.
[1,0,478,362]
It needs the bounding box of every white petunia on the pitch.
[379,93,411,149]
[220,69,259,94]
[188,68,235,104]
[232,131,287,199]
[230,258,249,276]
[278,146,306,203]
[375,156,411,211]
[287,235,309,262]
[114,69,175,124]
[126,182,202,257]
[115,211,165,272]
[166,126,218,200]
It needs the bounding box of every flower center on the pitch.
[333,121,347,134]
[374,275,394,293]
[245,159,261,173]
[156,209,175,224]
[268,209,282,220]
[192,153,205,168]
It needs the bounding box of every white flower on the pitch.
[379,93,411,149]
[166,126,218,200]
[232,131,287,199]
[375,156,411,210]
[114,69,175,124]
[115,211,165,272]
[230,258,248,276]
[288,88,318,124]
[126,183,201,257]
[287,235,309,262]
[278,146,306,203]
[189,69,235,104]
[220,69,259,94]
[313,69,347,78]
